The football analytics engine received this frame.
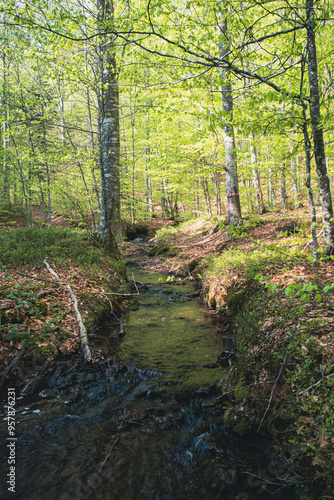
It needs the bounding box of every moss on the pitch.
[186,257,203,273]
[79,290,113,332]
[148,244,170,257]
[165,247,181,257]
[225,281,255,316]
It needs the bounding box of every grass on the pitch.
[0,227,111,269]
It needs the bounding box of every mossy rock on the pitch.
[187,258,203,273]
[148,244,170,257]
[165,247,181,257]
[226,281,255,316]
[79,290,113,331]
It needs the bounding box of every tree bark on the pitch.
[302,102,318,260]
[97,0,122,256]
[218,4,242,227]
[306,0,334,254]
[249,130,265,214]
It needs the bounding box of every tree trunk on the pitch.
[2,39,10,210]
[85,44,101,213]
[249,130,265,214]
[130,106,135,227]
[218,5,242,227]
[302,102,318,260]
[281,162,287,211]
[290,141,299,209]
[306,0,334,254]
[214,171,222,215]
[145,110,154,215]
[97,0,122,256]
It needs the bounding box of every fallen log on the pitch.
[43,259,92,363]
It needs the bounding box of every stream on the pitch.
[0,265,296,500]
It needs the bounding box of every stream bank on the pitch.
[1,259,297,500]
[135,215,334,499]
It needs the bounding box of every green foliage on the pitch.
[255,274,334,303]
[0,227,110,269]
[225,224,248,238]
[206,247,289,280]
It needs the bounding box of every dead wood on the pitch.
[43,259,92,363]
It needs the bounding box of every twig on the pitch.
[95,290,123,334]
[301,230,324,253]
[298,372,334,396]
[43,259,92,363]
[132,272,140,295]
[16,270,63,284]
[36,289,56,299]
[257,351,288,433]
[99,437,119,471]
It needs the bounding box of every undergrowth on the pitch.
[218,266,334,498]
[0,227,111,270]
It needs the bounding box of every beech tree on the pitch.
[97,0,122,255]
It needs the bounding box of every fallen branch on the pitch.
[43,259,92,362]
[16,270,63,284]
[36,289,56,299]
[99,436,119,471]
[298,372,334,396]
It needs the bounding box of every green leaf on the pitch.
[300,293,310,302]
[285,287,294,297]
[315,294,322,302]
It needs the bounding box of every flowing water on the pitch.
[0,266,296,500]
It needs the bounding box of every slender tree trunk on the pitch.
[57,79,65,147]
[130,106,135,227]
[85,45,101,213]
[145,109,154,214]
[10,134,33,227]
[97,0,122,256]
[214,171,222,215]
[306,0,334,254]
[2,40,10,209]
[290,144,299,209]
[302,103,318,260]
[249,130,265,214]
[194,178,200,216]
[281,162,287,210]
[201,172,212,217]
[218,5,242,228]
